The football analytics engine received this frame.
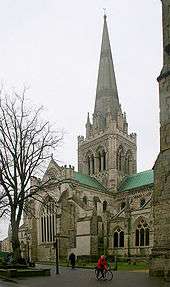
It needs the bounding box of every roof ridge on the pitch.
[126,169,153,178]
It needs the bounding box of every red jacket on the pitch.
[97,256,107,270]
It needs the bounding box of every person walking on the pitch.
[69,253,76,269]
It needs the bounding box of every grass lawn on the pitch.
[60,261,148,271]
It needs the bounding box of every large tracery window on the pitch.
[40,199,56,243]
[113,228,124,248]
[135,220,150,247]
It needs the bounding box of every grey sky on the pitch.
[0,1,162,239]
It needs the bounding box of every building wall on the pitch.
[26,168,153,263]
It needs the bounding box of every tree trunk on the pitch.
[11,223,22,263]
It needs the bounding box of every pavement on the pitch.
[0,265,170,287]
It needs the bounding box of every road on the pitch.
[0,266,169,287]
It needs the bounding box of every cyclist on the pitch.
[96,255,108,277]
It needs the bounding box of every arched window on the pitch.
[117,146,124,172]
[121,202,126,210]
[125,151,133,175]
[98,152,101,172]
[83,196,87,205]
[91,155,95,174]
[86,152,95,175]
[88,156,91,175]
[135,220,150,247]
[40,198,55,243]
[113,228,124,248]
[103,201,107,212]
[102,150,106,170]
[140,198,146,208]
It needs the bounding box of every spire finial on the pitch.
[103,8,107,19]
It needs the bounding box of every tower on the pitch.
[78,15,137,190]
[150,0,170,277]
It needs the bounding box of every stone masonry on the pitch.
[149,0,170,277]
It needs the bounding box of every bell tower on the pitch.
[150,0,170,277]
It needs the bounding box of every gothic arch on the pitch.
[85,150,95,175]
[117,145,125,172]
[113,226,124,248]
[96,146,107,172]
[125,150,133,175]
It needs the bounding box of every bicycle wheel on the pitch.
[105,270,113,281]
[95,269,103,280]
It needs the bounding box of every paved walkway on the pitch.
[0,266,169,287]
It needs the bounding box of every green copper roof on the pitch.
[119,170,154,192]
[74,172,106,191]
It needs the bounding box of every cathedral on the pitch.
[20,14,155,263]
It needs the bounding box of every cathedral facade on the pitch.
[21,15,154,263]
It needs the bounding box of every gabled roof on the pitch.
[119,170,154,192]
[74,171,106,192]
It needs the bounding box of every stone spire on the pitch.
[94,14,120,121]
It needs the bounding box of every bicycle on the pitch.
[95,267,113,281]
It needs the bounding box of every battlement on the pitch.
[63,164,75,178]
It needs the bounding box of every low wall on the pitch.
[0,268,50,278]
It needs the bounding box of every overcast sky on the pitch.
[0,1,162,239]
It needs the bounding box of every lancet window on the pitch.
[113,228,124,248]
[87,152,95,175]
[125,150,133,175]
[117,146,124,172]
[96,148,106,172]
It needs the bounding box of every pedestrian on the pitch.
[69,252,76,269]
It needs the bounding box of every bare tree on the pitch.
[0,88,62,263]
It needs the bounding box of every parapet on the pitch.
[64,164,75,178]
